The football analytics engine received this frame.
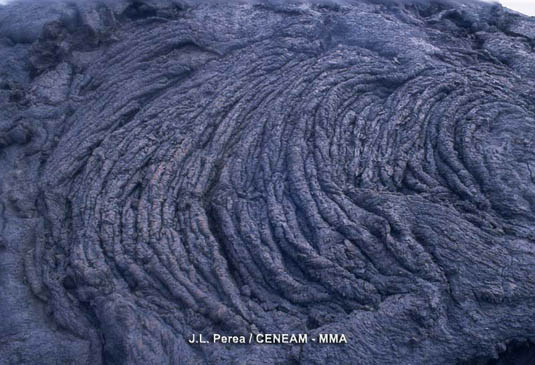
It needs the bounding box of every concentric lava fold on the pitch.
[1,0,535,364]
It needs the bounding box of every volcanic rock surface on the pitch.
[1,0,535,364]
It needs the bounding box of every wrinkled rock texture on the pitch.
[1,0,535,364]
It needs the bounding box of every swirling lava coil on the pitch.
[3,0,535,364]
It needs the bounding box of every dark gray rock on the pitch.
[1,0,535,364]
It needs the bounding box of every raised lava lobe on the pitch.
[1,0,535,364]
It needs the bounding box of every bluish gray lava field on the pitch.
[1,0,535,364]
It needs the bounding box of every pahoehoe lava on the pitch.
[1,0,535,364]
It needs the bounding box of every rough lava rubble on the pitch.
[1,0,535,364]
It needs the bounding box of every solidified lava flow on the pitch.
[1,0,535,364]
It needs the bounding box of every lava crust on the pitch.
[1,0,535,364]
